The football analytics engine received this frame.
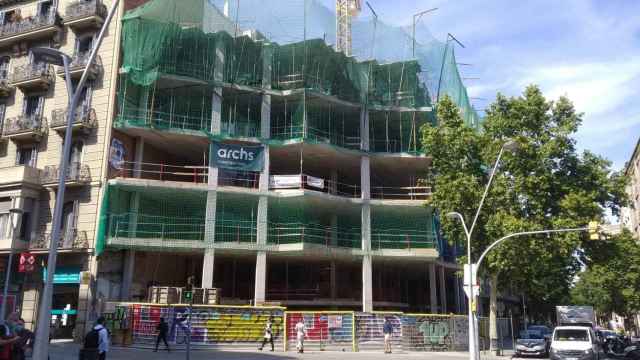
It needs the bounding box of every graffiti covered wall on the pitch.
[285,312,354,352]
[122,304,285,348]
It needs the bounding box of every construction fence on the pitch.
[104,304,514,352]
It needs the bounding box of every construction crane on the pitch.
[336,0,361,56]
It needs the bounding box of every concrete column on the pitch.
[360,106,372,313]
[202,42,224,288]
[362,253,373,312]
[120,250,135,301]
[254,252,267,305]
[330,169,338,195]
[429,263,437,313]
[439,265,447,314]
[454,274,461,314]
[202,248,215,289]
[330,214,337,247]
[133,137,144,178]
[330,261,337,300]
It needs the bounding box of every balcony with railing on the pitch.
[42,162,91,187]
[50,107,97,134]
[31,229,89,250]
[10,63,54,91]
[0,77,13,96]
[63,0,107,30]
[0,165,41,187]
[2,114,46,141]
[56,53,102,80]
[0,11,60,47]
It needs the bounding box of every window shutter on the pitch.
[0,12,5,26]
[37,96,44,118]
[29,146,37,167]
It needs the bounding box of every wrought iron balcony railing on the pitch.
[0,77,13,96]
[2,114,46,137]
[65,0,107,21]
[50,107,97,129]
[11,62,54,86]
[57,53,102,79]
[0,11,58,40]
[42,162,91,185]
[31,229,89,250]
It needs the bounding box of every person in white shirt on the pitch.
[295,320,306,353]
[93,317,110,360]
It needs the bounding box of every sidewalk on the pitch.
[45,341,518,360]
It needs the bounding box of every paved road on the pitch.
[45,341,523,360]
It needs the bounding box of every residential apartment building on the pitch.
[623,137,640,238]
[0,0,121,338]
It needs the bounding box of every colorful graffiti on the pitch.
[128,304,284,346]
[113,304,512,352]
[286,312,353,351]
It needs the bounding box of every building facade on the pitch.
[93,0,466,315]
[622,137,640,238]
[0,0,121,338]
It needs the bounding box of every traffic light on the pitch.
[588,221,600,240]
[184,275,195,303]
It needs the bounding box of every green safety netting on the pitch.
[267,197,362,249]
[370,205,437,250]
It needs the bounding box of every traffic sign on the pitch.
[463,263,479,298]
[18,252,35,273]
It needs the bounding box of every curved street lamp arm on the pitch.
[475,227,588,273]
[468,146,505,236]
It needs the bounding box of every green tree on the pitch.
[572,230,640,319]
[422,86,627,349]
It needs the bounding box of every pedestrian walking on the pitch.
[295,320,306,353]
[258,316,274,351]
[82,317,109,360]
[383,318,393,354]
[0,322,19,360]
[154,317,170,352]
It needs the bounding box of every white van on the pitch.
[550,326,605,360]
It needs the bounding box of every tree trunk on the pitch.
[489,273,500,355]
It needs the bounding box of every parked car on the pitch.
[517,330,549,357]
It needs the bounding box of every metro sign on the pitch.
[18,252,36,273]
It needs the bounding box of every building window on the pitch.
[37,0,53,17]
[0,57,9,81]
[23,95,44,119]
[16,145,37,167]
[75,35,94,57]
[0,10,18,26]
[0,213,8,240]
[0,103,5,134]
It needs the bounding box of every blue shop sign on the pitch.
[42,266,81,284]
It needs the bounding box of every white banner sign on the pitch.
[269,175,301,189]
[306,175,325,189]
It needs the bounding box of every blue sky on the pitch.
[318,0,640,170]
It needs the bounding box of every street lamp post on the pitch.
[412,8,438,58]
[0,207,24,323]
[446,140,519,360]
[30,1,120,358]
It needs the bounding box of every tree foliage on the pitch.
[572,230,640,318]
[421,86,628,316]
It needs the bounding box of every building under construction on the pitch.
[94,0,481,315]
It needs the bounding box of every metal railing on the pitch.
[371,185,431,200]
[2,114,46,136]
[64,53,102,73]
[116,107,211,133]
[31,229,89,249]
[371,230,437,250]
[0,11,58,39]
[269,174,361,198]
[50,107,97,128]
[11,62,54,84]
[42,162,91,184]
[112,161,208,183]
[65,0,107,20]
[267,223,361,248]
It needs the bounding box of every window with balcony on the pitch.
[0,10,19,26]
[75,34,94,56]
[16,145,37,166]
